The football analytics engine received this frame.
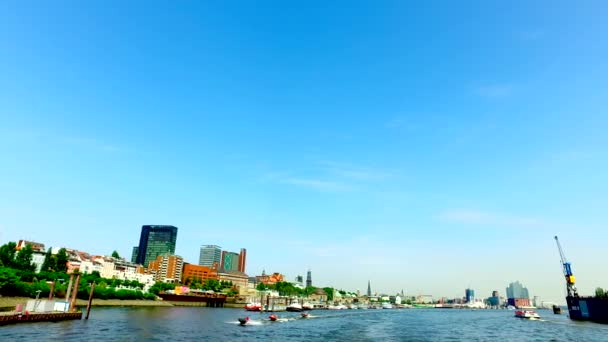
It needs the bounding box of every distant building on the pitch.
[506,281,529,299]
[182,263,218,284]
[147,255,184,283]
[306,269,312,287]
[367,281,372,297]
[506,281,531,308]
[465,288,475,303]
[488,290,501,307]
[135,225,178,267]
[256,272,284,285]
[131,246,139,263]
[221,251,240,272]
[238,248,247,273]
[199,245,221,268]
[295,275,304,286]
[218,270,249,294]
[16,240,46,252]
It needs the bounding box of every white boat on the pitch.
[382,303,393,309]
[302,302,314,310]
[328,304,348,310]
[515,310,540,320]
[286,302,303,312]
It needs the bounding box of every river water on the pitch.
[1,307,607,341]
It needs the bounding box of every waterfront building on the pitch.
[306,269,312,287]
[134,225,178,267]
[487,290,501,307]
[465,288,475,303]
[367,280,372,297]
[148,255,184,283]
[506,281,531,307]
[238,248,247,273]
[182,263,219,284]
[256,271,284,285]
[199,245,221,268]
[506,281,529,299]
[218,270,249,294]
[221,251,239,271]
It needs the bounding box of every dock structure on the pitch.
[158,293,227,307]
[0,311,82,326]
[0,271,88,326]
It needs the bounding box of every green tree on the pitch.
[55,248,69,273]
[111,250,120,259]
[202,279,221,292]
[0,267,20,293]
[323,287,334,301]
[15,244,36,272]
[256,282,268,291]
[303,286,317,297]
[40,248,57,272]
[596,287,607,298]
[0,242,17,268]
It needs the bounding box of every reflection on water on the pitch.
[1,307,607,341]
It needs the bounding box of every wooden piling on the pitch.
[69,273,81,312]
[48,281,55,300]
[85,281,95,320]
[65,274,75,302]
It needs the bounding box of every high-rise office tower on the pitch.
[306,269,312,287]
[135,225,178,267]
[238,248,247,273]
[367,280,372,297]
[465,288,475,303]
[199,245,222,268]
[131,246,139,263]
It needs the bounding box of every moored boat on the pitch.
[555,236,608,324]
[245,303,262,311]
[286,302,303,312]
[515,310,540,320]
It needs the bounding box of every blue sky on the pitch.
[1,1,607,303]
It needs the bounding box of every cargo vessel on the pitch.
[555,236,608,324]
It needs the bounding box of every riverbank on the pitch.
[0,296,244,310]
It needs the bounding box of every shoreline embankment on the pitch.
[0,297,243,310]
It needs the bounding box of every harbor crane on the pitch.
[554,235,578,297]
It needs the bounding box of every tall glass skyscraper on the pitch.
[199,245,222,267]
[134,225,178,267]
[465,288,475,303]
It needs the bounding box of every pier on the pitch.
[0,311,82,326]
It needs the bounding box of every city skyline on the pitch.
[1,1,608,305]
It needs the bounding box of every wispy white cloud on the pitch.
[474,84,513,98]
[318,161,394,181]
[261,160,394,193]
[438,209,546,228]
[281,178,353,192]
[62,137,125,152]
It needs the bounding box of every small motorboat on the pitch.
[245,303,262,311]
[268,314,277,321]
[515,310,540,320]
[301,312,310,318]
[238,317,250,325]
[552,305,562,314]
